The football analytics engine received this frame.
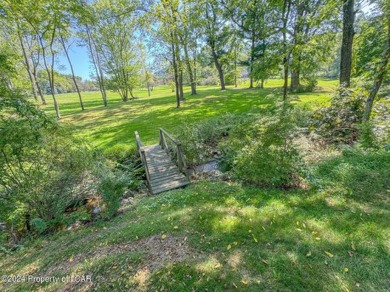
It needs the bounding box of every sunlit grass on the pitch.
[1,178,388,291]
[40,79,336,153]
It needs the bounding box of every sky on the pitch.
[56,44,91,81]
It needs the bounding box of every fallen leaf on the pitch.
[174,226,178,229]
[227,244,232,250]
[233,241,238,245]
[351,242,356,251]
[315,237,321,241]
[325,251,334,257]
[262,259,268,265]
[306,251,312,257]
[161,234,167,239]
[241,279,249,285]
[344,268,349,273]
[252,235,258,243]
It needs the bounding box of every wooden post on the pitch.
[159,128,163,148]
[177,143,183,172]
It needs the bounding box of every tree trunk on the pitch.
[179,67,184,100]
[39,28,60,119]
[17,32,38,101]
[340,0,355,87]
[59,34,84,111]
[290,3,304,92]
[174,39,184,101]
[32,71,46,104]
[290,68,300,91]
[86,25,107,107]
[193,47,197,92]
[363,23,390,122]
[282,0,292,101]
[249,31,255,89]
[171,36,180,108]
[234,45,238,88]
[211,44,225,90]
[183,41,196,95]
[29,38,46,104]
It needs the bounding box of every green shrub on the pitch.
[95,161,134,219]
[175,114,248,166]
[310,87,366,144]
[358,121,379,149]
[29,218,47,235]
[0,88,141,240]
[219,104,304,188]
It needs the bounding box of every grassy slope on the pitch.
[1,80,389,291]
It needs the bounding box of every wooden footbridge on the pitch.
[135,128,190,195]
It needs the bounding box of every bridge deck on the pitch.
[144,144,190,194]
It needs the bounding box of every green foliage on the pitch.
[95,158,139,219]
[0,88,94,233]
[29,218,47,235]
[357,121,379,149]
[219,104,304,188]
[0,88,140,238]
[175,114,246,167]
[310,87,366,144]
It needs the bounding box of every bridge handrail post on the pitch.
[159,128,189,178]
[135,131,151,191]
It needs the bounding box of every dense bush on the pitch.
[310,87,366,144]
[0,88,138,242]
[175,114,249,167]
[219,104,304,188]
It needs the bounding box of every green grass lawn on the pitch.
[42,79,336,153]
[1,79,389,291]
[1,175,389,291]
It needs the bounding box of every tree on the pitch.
[289,0,338,92]
[223,0,271,89]
[358,0,390,121]
[59,33,84,110]
[155,0,185,106]
[203,0,231,90]
[93,0,143,102]
[340,0,355,87]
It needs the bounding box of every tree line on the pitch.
[0,0,389,120]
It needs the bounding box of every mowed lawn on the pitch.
[2,79,389,291]
[42,79,336,152]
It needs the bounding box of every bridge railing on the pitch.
[159,128,188,177]
[135,131,151,190]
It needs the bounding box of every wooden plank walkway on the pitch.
[135,129,190,195]
[144,145,190,194]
